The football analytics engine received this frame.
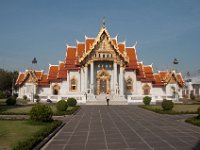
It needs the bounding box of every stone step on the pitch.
[86,100,127,105]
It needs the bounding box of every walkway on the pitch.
[42,106,200,150]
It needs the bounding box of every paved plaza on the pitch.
[43,106,200,150]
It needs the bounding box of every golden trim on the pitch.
[96,68,110,95]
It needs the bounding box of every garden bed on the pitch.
[0,104,80,116]
[140,104,199,114]
[185,117,200,127]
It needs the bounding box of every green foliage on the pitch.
[0,90,5,99]
[0,68,18,93]
[54,106,80,116]
[161,99,174,111]
[190,93,196,100]
[197,107,200,119]
[12,120,62,150]
[6,96,16,105]
[34,94,40,103]
[185,117,200,126]
[143,96,152,105]
[56,100,68,112]
[67,97,77,107]
[30,104,53,122]
[23,95,27,100]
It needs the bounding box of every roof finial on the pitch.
[102,16,106,28]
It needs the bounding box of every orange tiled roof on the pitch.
[38,74,49,86]
[48,66,59,80]
[177,73,185,87]
[65,47,77,69]
[112,39,117,46]
[136,62,145,80]
[118,43,125,53]
[15,73,25,85]
[142,66,155,82]
[153,74,164,86]
[77,43,85,59]
[86,39,95,52]
[126,47,138,70]
[34,71,43,80]
[57,62,67,79]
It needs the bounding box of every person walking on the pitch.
[106,92,109,106]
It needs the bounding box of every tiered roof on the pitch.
[16,70,49,86]
[16,23,185,87]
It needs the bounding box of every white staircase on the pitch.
[86,94,128,105]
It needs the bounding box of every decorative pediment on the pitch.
[23,70,38,84]
[79,25,129,66]
[165,72,180,85]
[96,68,110,79]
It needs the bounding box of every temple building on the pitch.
[15,21,185,104]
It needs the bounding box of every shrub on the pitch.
[6,96,16,105]
[190,93,196,100]
[197,107,200,119]
[143,96,152,105]
[161,99,174,111]
[23,95,27,100]
[34,94,40,103]
[67,97,77,107]
[30,104,53,122]
[0,91,5,99]
[56,100,68,112]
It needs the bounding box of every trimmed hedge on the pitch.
[54,106,80,116]
[161,99,174,111]
[6,96,16,105]
[143,96,151,105]
[30,104,53,122]
[56,100,68,112]
[12,120,62,150]
[197,107,200,119]
[67,97,77,107]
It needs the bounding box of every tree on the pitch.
[0,68,19,96]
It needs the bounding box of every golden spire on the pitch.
[102,16,106,28]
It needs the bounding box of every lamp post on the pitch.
[173,58,179,101]
[173,58,179,72]
[32,57,37,102]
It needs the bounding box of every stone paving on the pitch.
[42,106,200,150]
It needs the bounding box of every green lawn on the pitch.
[0,120,51,150]
[141,104,200,114]
[0,104,78,115]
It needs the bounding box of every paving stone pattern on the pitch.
[43,106,200,150]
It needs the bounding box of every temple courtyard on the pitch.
[42,106,200,150]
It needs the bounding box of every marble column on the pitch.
[85,66,88,93]
[90,61,94,94]
[67,70,69,93]
[120,66,124,96]
[81,67,84,93]
[113,61,117,94]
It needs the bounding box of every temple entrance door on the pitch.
[96,68,110,95]
[100,79,107,94]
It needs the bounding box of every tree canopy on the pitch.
[0,68,19,96]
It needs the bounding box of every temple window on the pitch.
[126,77,133,92]
[52,84,60,95]
[70,78,77,92]
[143,84,150,95]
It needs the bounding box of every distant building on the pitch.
[15,21,184,104]
[183,76,200,98]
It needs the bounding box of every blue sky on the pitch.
[0,0,200,76]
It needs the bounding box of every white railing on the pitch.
[127,95,178,104]
[39,94,86,104]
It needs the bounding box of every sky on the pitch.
[0,0,200,76]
